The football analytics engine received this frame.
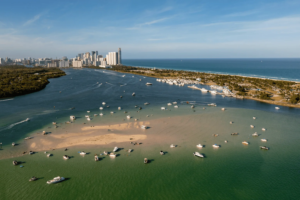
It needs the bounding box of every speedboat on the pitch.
[250,125,254,128]
[275,107,280,110]
[29,176,37,182]
[167,103,172,106]
[79,151,86,155]
[141,125,147,129]
[103,151,108,156]
[29,151,34,155]
[221,108,225,111]
[94,155,99,161]
[87,111,90,113]
[262,128,266,131]
[63,155,70,160]
[87,117,91,121]
[170,144,176,148]
[100,113,103,116]
[224,140,228,143]
[230,121,233,124]
[260,146,269,150]
[144,102,150,105]
[99,107,103,110]
[160,151,164,155]
[118,107,122,110]
[144,158,148,163]
[70,116,76,120]
[85,115,89,118]
[196,144,203,148]
[173,102,177,105]
[253,117,256,120]
[261,138,267,142]
[252,132,259,137]
[242,141,249,145]
[26,118,30,121]
[212,144,220,148]
[47,154,52,157]
[161,107,166,110]
[13,160,18,166]
[110,111,114,114]
[128,149,132,153]
[102,102,106,105]
[132,92,135,96]
[12,142,16,146]
[145,82,152,85]
[193,152,204,158]
[113,147,118,152]
[127,115,131,119]
[47,176,65,184]
[109,152,116,158]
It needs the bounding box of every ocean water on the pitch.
[123,59,300,82]
[0,68,300,200]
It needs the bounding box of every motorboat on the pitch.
[210,90,217,94]
[213,134,219,137]
[127,115,131,119]
[70,116,76,120]
[87,117,91,121]
[85,115,89,118]
[191,105,195,108]
[196,144,203,148]
[173,102,177,105]
[167,103,172,106]
[161,107,166,110]
[231,132,238,135]
[252,132,259,137]
[12,142,16,146]
[224,140,228,143]
[212,144,220,148]
[118,107,122,110]
[109,152,116,158]
[102,102,106,105]
[174,105,178,108]
[261,138,267,142]
[260,146,269,150]
[13,160,18,166]
[24,137,33,140]
[100,113,103,116]
[144,158,148,164]
[47,176,65,184]
[141,125,147,129]
[262,128,266,131]
[29,176,37,182]
[47,154,52,157]
[230,121,233,124]
[87,111,90,113]
[242,141,249,145]
[99,107,103,110]
[26,118,30,121]
[170,144,176,148]
[193,152,204,158]
[113,147,118,152]
[253,117,256,120]
[132,92,135,96]
[128,149,132,153]
[201,88,208,92]
[52,122,56,125]
[106,105,110,108]
[103,151,108,156]
[94,114,98,116]
[79,151,86,155]
[160,151,164,155]
[63,155,70,160]
[207,103,217,106]
[94,155,99,161]
[144,102,150,105]
[275,107,280,110]
[145,82,152,85]
[110,111,114,114]
[29,151,34,155]
[221,108,225,111]
[250,125,254,128]
[120,96,123,98]
[135,118,138,121]
[43,131,47,135]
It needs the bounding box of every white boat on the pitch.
[170,144,176,148]
[26,118,30,121]
[207,103,217,106]
[212,144,220,148]
[160,151,164,155]
[122,75,125,77]
[201,88,208,92]
[210,90,217,94]
[260,146,269,150]
[230,121,233,124]
[87,111,90,113]
[132,92,135,96]
[193,152,204,158]
[128,149,132,153]
[146,82,152,85]
[167,103,172,106]
[191,105,195,108]
[12,142,16,146]
[250,125,254,128]
[161,107,166,110]
[196,144,203,148]
[118,107,122,110]
[70,116,76,120]
[113,147,118,152]
[87,117,91,121]
[252,132,259,137]
[127,115,131,119]
[79,151,86,155]
[110,111,114,114]
[47,176,65,184]
[63,155,69,160]
[173,102,177,105]
[85,115,89,118]
[103,151,108,156]
[262,128,266,131]
[253,117,256,120]
[221,108,225,111]
[100,113,103,116]
[94,155,99,161]
[261,138,267,142]
[275,107,280,110]
[144,102,150,105]
[174,105,178,108]
[99,107,103,110]
[24,137,33,140]
[242,141,249,145]
[144,158,148,164]
[141,125,147,129]
[224,140,228,143]
[102,102,106,105]
[29,151,34,155]
[52,122,57,125]
[47,154,52,157]
[109,152,116,157]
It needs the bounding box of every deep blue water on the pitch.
[123,59,300,82]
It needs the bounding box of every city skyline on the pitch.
[0,0,300,58]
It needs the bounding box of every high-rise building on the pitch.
[106,52,118,65]
[118,48,121,65]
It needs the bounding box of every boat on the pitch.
[26,118,30,121]
[94,114,98,116]
[213,134,219,137]
[122,75,125,77]
[262,128,266,131]
[250,125,254,128]
[221,108,225,111]
[106,105,110,108]
[43,131,47,135]
[103,151,108,156]
[261,138,267,142]
[224,140,228,143]
[174,105,178,108]
[242,141,249,145]
[144,102,150,105]
[141,125,147,129]
[161,107,166,110]
[201,88,208,92]
[127,115,131,119]
[191,105,195,108]
[87,111,90,113]
[63,155,70,160]
[160,151,164,155]
[128,149,132,153]
[118,107,121,110]
[252,132,259,137]
[87,117,91,121]
[196,144,203,148]
[231,132,239,135]
[167,103,172,106]
[29,151,34,155]
[70,116,76,120]
[47,176,65,184]
[109,152,116,158]
[145,82,152,85]
[94,154,99,161]
[173,102,177,105]
[170,144,176,148]
[120,96,123,98]
[193,152,204,158]
[100,113,103,116]
[260,146,269,150]
[132,92,135,96]
[144,158,148,164]
[207,103,217,106]
[29,176,37,182]
[275,107,280,110]
[102,102,106,105]
[212,144,220,148]
[110,111,114,114]
[253,117,256,120]
[24,137,33,140]
[52,122,56,125]
[13,160,18,166]
[99,107,103,110]
[12,142,16,146]
[79,151,86,155]
[113,147,118,152]
[47,154,52,157]
[85,115,89,118]
[210,90,217,94]
[230,121,233,124]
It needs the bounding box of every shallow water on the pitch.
[0,68,300,200]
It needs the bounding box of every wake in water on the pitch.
[0,98,14,102]
[0,118,30,132]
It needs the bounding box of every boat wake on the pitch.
[0,98,14,102]
[0,118,30,132]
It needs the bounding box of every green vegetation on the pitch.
[0,65,66,98]
[290,94,300,104]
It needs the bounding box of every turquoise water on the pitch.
[0,68,300,199]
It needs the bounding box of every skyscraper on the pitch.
[118,48,122,65]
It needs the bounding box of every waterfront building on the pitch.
[59,60,69,67]
[0,58,3,64]
[73,60,83,68]
[118,48,122,65]
[106,52,118,65]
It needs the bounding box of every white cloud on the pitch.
[23,14,42,26]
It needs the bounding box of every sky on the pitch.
[0,0,300,59]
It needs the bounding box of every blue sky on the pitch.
[0,0,300,59]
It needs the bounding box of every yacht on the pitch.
[87,117,91,121]
[144,158,148,164]
[63,155,70,160]
[196,144,203,148]
[102,102,106,105]
[128,149,132,153]
[242,141,249,145]
[47,176,65,184]
[29,176,37,182]
[210,90,217,94]
[173,102,177,105]
[170,144,176,148]
[250,125,254,128]
[193,152,204,158]
[79,151,86,155]
[160,151,164,155]
[94,155,99,161]
[47,154,52,157]
[146,82,152,85]
[201,88,208,92]
[161,107,166,110]
[103,151,108,156]
[127,115,131,119]
[174,105,179,108]
[275,107,280,110]
[144,102,150,105]
[85,115,89,118]
[87,111,90,113]
[167,103,172,106]
[132,92,135,96]
[70,115,76,120]
[253,117,256,120]
[260,146,269,150]
[212,144,220,148]
[113,147,118,152]
[99,107,103,110]
[109,152,116,158]
[100,113,103,116]
[262,128,266,131]
[261,138,267,142]
[252,132,259,137]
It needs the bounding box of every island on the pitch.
[0,65,66,98]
